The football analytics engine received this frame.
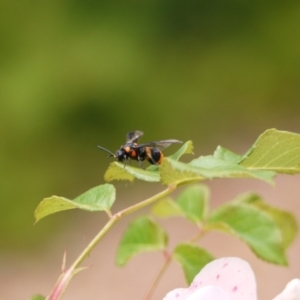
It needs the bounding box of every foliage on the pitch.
[33,129,299,299]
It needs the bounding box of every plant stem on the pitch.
[70,217,117,269]
[47,184,177,300]
[143,250,172,300]
[117,184,176,218]
[71,184,176,269]
[189,226,206,243]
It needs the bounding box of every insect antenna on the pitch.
[97,146,116,158]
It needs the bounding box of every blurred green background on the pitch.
[1,0,300,299]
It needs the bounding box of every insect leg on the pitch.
[137,156,144,169]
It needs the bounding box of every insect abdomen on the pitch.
[147,148,164,164]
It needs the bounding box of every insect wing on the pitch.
[135,139,182,150]
[126,130,144,144]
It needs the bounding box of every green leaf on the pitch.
[116,216,168,266]
[173,243,214,284]
[235,193,298,249]
[159,158,206,186]
[104,162,160,182]
[169,140,194,161]
[152,185,209,224]
[104,162,136,182]
[34,184,115,222]
[207,202,287,265]
[239,129,300,174]
[213,146,242,163]
[160,157,275,186]
[151,198,183,218]
[34,196,78,223]
[189,156,276,183]
[176,185,209,224]
[30,295,45,300]
[73,184,116,210]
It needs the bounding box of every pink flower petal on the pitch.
[163,288,188,300]
[272,279,300,300]
[163,257,257,300]
[185,286,233,300]
[188,257,257,300]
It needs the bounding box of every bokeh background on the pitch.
[1,1,300,299]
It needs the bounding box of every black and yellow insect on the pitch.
[98,130,182,167]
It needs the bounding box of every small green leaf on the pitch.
[235,193,298,249]
[213,146,242,163]
[30,295,45,300]
[73,183,116,211]
[239,129,300,174]
[104,162,136,182]
[173,243,214,284]
[34,184,116,222]
[160,157,275,186]
[151,198,183,218]
[207,202,287,265]
[152,185,210,223]
[169,140,194,161]
[34,196,77,223]
[104,162,160,182]
[189,156,276,183]
[176,185,209,224]
[116,216,168,266]
[160,158,205,186]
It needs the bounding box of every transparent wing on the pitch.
[126,130,144,143]
[135,139,182,150]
